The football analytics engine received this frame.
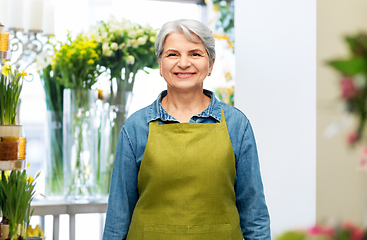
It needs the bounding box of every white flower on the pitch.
[104,49,113,57]
[126,39,132,47]
[102,43,113,56]
[101,32,108,40]
[137,36,148,45]
[128,30,137,39]
[95,35,102,42]
[102,42,109,50]
[126,55,135,65]
[149,36,157,42]
[36,52,54,72]
[131,40,139,48]
[110,42,118,51]
[136,29,144,37]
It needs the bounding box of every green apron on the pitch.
[126,110,243,240]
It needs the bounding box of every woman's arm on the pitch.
[102,126,139,240]
[235,120,271,240]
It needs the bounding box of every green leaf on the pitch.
[327,57,366,76]
[136,47,148,55]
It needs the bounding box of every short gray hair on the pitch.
[155,19,216,61]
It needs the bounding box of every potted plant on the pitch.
[0,63,27,137]
[0,170,40,240]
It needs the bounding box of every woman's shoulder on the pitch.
[220,102,250,126]
[123,104,151,129]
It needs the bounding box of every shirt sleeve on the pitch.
[102,126,139,240]
[235,120,271,240]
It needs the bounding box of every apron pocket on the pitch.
[144,224,231,240]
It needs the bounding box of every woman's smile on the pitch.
[174,72,196,78]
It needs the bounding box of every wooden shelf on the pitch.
[0,159,26,171]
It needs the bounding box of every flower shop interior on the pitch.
[0,0,366,239]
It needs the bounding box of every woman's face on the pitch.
[158,32,214,93]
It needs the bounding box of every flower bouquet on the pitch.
[327,33,367,145]
[54,32,103,201]
[87,16,158,196]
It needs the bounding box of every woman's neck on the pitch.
[161,87,211,123]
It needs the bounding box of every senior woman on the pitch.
[102,19,270,240]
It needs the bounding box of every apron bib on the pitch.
[126,110,243,240]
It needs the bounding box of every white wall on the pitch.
[235,0,316,235]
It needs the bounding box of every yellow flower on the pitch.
[27,176,34,183]
[0,171,10,180]
[1,64,12,76]
[16,69,28,79]
[27,225,44,237]
[87,59,94,65]
[225,72,232,82]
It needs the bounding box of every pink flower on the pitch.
[341,222,365,240]
[341,78,358,99]
[347,132,359,144]
[308,225,334,238]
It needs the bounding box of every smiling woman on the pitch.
[102,19,270,240]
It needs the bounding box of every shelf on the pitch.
[0,159,26,171]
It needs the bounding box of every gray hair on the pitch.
[155,19,216,61]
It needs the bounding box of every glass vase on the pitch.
[95,90,132,199]
[44,110,64,199]
[63,89,98,202]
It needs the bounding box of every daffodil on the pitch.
[1,64,12,76]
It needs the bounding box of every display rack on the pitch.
[0,160,27,171]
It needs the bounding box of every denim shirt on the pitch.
[103,90,271,240]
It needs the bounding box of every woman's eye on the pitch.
[192,53,201,57]
[168,53,177,57]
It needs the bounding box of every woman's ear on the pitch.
[209,59,215,74]
[157,56,162,76]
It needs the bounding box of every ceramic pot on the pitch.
[0,125,22,137]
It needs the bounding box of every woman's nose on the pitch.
[178,56,190,68]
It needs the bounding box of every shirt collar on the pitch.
[147,89,223,123]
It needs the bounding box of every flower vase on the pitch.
[63,89,98,202]
[95,88,133,198]
[44,110,64,199]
